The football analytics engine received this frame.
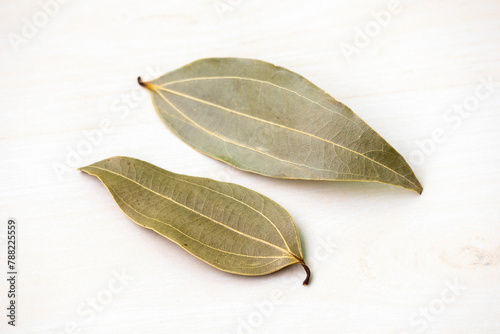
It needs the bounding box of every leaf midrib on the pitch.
[153,88,377,180]
[89,165,296,258]
[109,186,295,260]
[153,84,419,191]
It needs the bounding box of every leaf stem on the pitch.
[301,262,311,285]
[137,76,148,88]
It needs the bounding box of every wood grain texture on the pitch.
[1,1,499,333]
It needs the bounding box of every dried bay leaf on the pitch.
[79,156,310,284]
[138,58,423,194]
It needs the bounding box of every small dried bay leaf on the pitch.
[139,58,422,193]
[79,156,310,284]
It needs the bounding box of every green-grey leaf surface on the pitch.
[79,156,310,284]
[139,58,422,194]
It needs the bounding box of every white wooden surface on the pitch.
[1,1,500,333]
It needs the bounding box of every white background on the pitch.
[1,0,500,333]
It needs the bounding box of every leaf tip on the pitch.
[301,262,311,286]
[77,166,90,174]
[413,181,423,195]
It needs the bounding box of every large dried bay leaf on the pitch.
[139,58,422,193]
[79,156,310,284]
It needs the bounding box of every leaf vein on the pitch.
[155,86,419,190]
[90,166,294,257]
